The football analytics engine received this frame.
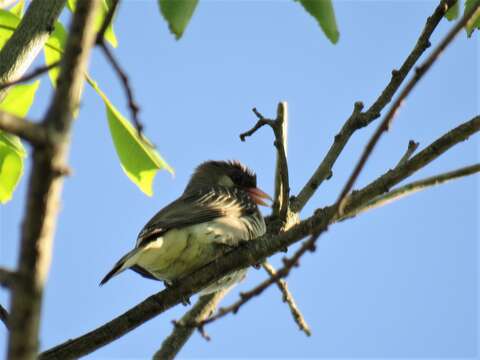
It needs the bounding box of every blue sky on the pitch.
[0,0,478,358]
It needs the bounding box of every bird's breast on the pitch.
[133,214,265,282]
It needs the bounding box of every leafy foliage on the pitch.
[42,16,172,195]
[296,0,339,44]
[158,0,199,39]
[44,21,67,86]
[0,81,39,203]
[445,1,459,20]
[0,10,20,49]
[67,0,118,47]
[465,0,480,36]
[9,0,25,18]
[89,80,174,196]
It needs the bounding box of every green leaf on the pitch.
[0,9,20,49]
[0,81,40,118]
[44,21,67,86]
[158,0,198,39]
[445,1,459,20]
[9,0,25,18]
[0,141,24,204]
[67,0,118,47]
[297,0,340,44]
[465,0,480,36]
[88,79,173,196]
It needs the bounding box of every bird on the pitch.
[99,160,270,294]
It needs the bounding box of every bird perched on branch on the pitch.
[100,160,270,294]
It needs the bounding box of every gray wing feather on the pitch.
[136,187,254,247]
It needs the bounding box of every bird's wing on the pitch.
[136,187,256,247]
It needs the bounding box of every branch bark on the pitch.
[0,111,48,145]
[291,0,457,213]
[7,1,100,359]
[153,289,229,360]
[262,262,311,336]
[0,303,8,329]
[0,266,15,288]
[337,1,480,214]
[0,61,60,92]
[39,114,480,360]
[342,163,480,219]
[0,0,66,100]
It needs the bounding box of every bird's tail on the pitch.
[99,249,139,286]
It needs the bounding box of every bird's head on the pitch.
[185,160,272,206]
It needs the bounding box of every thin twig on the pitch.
[240,104,290,224]
[341,163,480,220]
[0,267,15,288]
[97,42,144,137]
[0,304,9,329]
[39,115,480,360]
[336,3,479,215]
[396,140,419,168]
[262,262,311,336]
[95,1,145,139]
[0,110,48,145]
[0,61,60,91]
[153,289,229,359]
[96,0,119,44]
[291,0,458,213]
[273,102,290,222]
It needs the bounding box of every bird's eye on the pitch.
[230,172,242,185]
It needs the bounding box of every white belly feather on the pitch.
[126,215,258,288]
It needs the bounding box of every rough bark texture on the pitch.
[6,1,100,359]
[0,0,66,99]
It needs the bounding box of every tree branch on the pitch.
[262,262,311,336]
[336,3,479,215]
[7,1,100,359]
[0,0,66,100]
[0,303,9,329]
[0,61,60,92]
[342,163,480,220]
[240,103,291,226]
[0,111,48,145]
[291,0,457,213]
[39,114,480,360]
[0,267,15,288]
[153,289,229,359]
[395,140,419,168]
[96,0,119,43]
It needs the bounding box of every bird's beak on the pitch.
[247,187,272,207]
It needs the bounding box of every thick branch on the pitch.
[7,1,100,359]
[0,0,66,100]
[291,0,457,212]
[0,111,48,145]
[39,115,479,360]
[153,289,229,360]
